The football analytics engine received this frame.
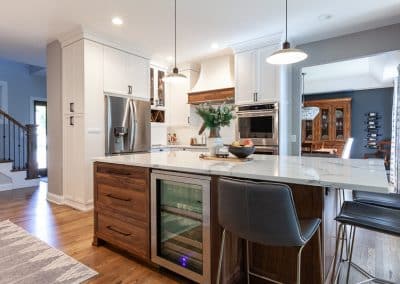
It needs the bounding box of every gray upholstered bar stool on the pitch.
[216,177,323,284]
[353,190,400,210]
[332,201,400,284]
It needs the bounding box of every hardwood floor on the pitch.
[0,183,399,284]
[0,182,186,284]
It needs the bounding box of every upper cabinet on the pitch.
[234,44,280,105]
[103,46,149,100]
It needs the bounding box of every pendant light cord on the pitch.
[174,0,177,68]
[285,0,288,42]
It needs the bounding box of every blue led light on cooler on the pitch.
[179,255,189,267]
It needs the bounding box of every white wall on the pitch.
[46,41,63,196]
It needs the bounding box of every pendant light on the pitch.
[301,73,319,120]
[266,0,308,65]
[163,0,187,83]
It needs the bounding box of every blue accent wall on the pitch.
[0,58,46,124]
[305,87,393,159]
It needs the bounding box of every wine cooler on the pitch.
[151,170,211,283]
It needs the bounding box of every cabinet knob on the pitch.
[128,85,133,94]
[69,102,74,113]
[69,116,74,126]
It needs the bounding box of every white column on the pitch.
[390,65,400,192]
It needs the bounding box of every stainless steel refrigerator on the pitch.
[105,94,151,155]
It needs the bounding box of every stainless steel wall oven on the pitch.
[235,103,279,150]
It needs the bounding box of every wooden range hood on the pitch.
[188,87,234,104]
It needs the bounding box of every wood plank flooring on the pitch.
[0,182,187,284]
[0,182,399,283]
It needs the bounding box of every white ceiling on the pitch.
[303,50,400,94]
[1,0,400,67]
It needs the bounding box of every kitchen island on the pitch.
[92,151,389,284]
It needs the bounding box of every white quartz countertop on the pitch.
[94,151,391,193]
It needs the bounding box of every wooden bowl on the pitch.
[228,145,255,159]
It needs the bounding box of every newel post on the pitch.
[26,124,39,179]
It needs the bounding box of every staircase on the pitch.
[0,109,40,191]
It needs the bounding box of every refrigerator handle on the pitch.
[129,100,137,151]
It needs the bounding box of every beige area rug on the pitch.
[0,220,98,284]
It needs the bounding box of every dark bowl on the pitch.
[228,145,255,159]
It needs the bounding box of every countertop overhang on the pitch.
[94,152,390,193]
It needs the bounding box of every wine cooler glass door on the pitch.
[151,171,210,283]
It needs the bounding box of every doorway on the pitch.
[34,100,47,177]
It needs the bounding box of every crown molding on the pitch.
[56,26,150,59]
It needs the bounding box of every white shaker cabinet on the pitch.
[127,54,150,100]
[62,40,85,114]
[103,46,129,95]
[235,50,257,105]
[234,44,280,105]
[166,69,199,127]
[104,46,150,100]
[61,39,105,211]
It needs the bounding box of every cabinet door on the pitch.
[127,55,150,100]
[235,50,257,105]
[63,115,86,203]
[258,45,279,102]
[103,46,129,95]
[62,40,84,114]
[166,71,190,127]
[320,107,331,141]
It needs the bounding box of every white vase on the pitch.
[207,127,223,156]
[207,137,223,156]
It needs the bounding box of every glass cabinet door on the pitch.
[334,108,344,140]
[151,171,211,283]
[304,120,313,141]
[320,108,330,140]
[158,180,203,274]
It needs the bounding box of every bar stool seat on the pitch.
[332,201,400,283]
[336,201,400,236]
[353,190,400,210]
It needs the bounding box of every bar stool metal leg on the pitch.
[332,223,345,283]
[296,245,305,284]
[246,240,250,284]
[216,229,226,284]
[346,227,356,284]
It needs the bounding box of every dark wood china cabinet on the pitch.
[302,97,352,156]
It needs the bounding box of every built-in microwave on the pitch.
[235,103,279,147]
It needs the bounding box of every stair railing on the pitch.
[0,109,38,179]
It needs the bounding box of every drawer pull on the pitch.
[106,225,131,236]
[100,170,132,177]
[106,194,131,202]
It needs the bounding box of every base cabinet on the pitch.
[93,162,150,261]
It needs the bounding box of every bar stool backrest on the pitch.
[218,177,306,247]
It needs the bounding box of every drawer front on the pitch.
[95,162,148,192]
[97,183,147,220]
[97,211,149,259]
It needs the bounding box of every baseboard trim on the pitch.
[63,198,93,212]
[47,192,64,205]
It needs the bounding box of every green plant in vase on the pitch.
[196,103,235,156]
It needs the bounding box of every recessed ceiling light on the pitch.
[166,56,174,62]
[112,17,123,26]
[211,43,219,49]
[318,14,333,21]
